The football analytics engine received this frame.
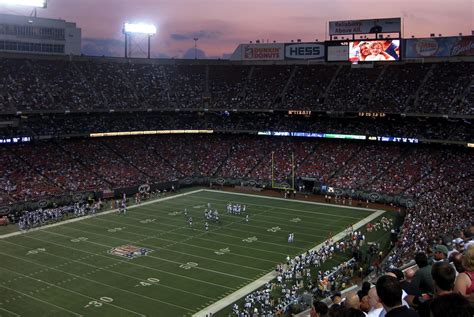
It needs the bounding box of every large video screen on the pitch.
[326,41,349,61]
[348,40,400,62]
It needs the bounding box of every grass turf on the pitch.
[0,189,388,317]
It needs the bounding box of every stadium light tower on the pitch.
[193,37,199,59]
[123,22,157,59]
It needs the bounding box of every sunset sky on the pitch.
[0,0,472,58]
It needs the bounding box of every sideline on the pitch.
[0,189,205,239]
[192,190,387,317]
[203,189,382,212]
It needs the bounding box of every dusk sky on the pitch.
[1,0,473,58]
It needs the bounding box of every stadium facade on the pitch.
[0,13,81,55]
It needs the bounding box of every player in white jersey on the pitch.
[288,233,294,243]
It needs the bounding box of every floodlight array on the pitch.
[123,23,157,35]
[0,0,46,7]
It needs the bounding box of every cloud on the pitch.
[170,30,223,41]
[81,37,124,57]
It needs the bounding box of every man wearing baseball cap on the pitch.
[433,245,449,263]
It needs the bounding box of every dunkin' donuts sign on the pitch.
[242,44,284,60]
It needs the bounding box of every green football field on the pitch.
[0,189,386,317]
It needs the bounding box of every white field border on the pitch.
[192,189,387,317]
[0,189,207,240]
[203,189,382,212]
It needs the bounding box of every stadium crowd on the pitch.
[231,229,369,316]
[1,112,472,143]
[300,226,474,317]
[0,56,473,317]
[0,58,472,115]
[0,135,471,203]
[0,135,471,281]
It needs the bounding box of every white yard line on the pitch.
[0,240,215,301]
[0,189,206,240]
[1,254,96,285]
[0,252,190,314]
[0,283,84,317]
[0,306,21,317]
[76,215,304,251]
[89,214,280,263]
[192,208,387,317]
[11,232,235,290]
[34,223,253,281]
[46,221,267,273]
[118,215,281,262]
[204,189,378,212]
[195,189,378,216]
[111,205,310,254]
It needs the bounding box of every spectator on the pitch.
[376,275,419,317]
[344,294,360,310]
[386,268,420,306]
[412,252,434,295]
[432,245,449,263]
[310,301,329,317]
[429,293,474,317]
[454,245,474,299]
[330,292,343,307]
[404,268,415,283]
[367,287,384,317]
[416,261,456,317]
[451,251,465,274]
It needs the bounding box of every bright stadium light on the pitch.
[123,23,157,35]
[123,23,157,59]
[0,0,47,7]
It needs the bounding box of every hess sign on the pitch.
[285,43,324,60]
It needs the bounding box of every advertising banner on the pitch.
[284,43,325,60]
[326,41,349,61]
[242,43,284,60]
[405,36,474,58]
[329,18,401,35]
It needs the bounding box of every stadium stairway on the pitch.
[136,135,187,177]
[321,64,343,104]
[410,63,436,113]
[326,144,362,183]
[101,138,155,180]
[54,140,114,189]
[364,64,389,110]
[367,146,408,191]
[279,65,298,105]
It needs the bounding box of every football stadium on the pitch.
[0,1,473,316]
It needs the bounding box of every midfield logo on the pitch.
[107,245,152,259]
